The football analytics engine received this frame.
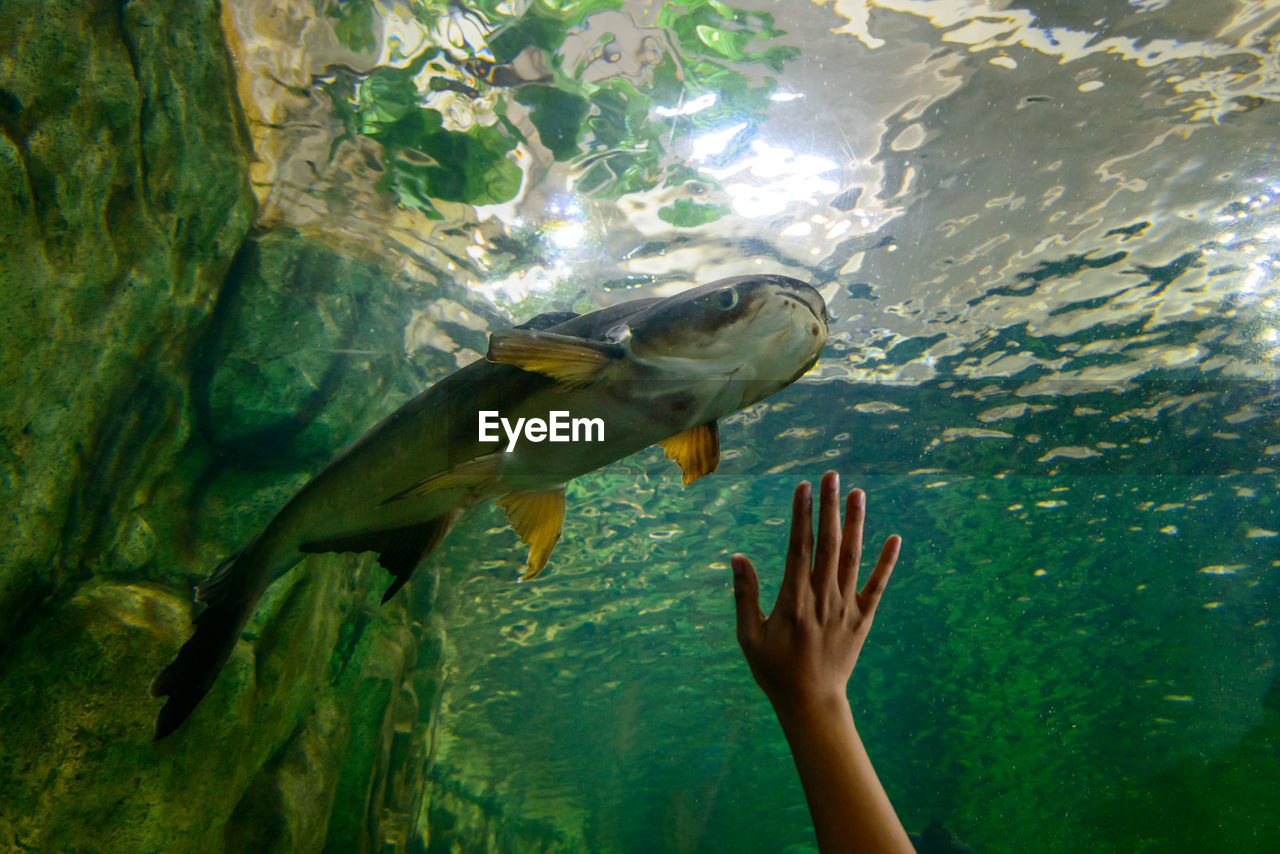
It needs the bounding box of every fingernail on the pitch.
[800,481,811,502]
[730,554,746,577]
[852,489,865,508]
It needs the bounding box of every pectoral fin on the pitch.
[658,421,720,485]
[496,487,566,581]
[487,329,622,389]
[301,509,463,603]
[381,453,503,504]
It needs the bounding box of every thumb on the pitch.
[731,553,765,650]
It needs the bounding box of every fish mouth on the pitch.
[785,350,823,385]
[778,289,828,326]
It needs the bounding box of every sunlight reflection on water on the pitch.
[218,1,1279,850]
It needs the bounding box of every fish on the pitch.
[151,273,828,738]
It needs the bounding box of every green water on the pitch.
[2,0,1278,852]
[426,421,1278,852]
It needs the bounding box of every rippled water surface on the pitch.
[226,1,1278,851]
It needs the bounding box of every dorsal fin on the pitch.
[300,510,462,603]
[658,421,720,485]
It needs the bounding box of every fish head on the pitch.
[621,274,828,405]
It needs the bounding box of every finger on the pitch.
[837,488,866,596]
[731,553,766,650]
[779,480,813,611]
[811,471,842,606]
[856,534,901,618]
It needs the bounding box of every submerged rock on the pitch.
[0,0,429,851]
[1,1,579,852]
[196,229,419,468]
[0,581,266,850]
[0,0,254,640]
[0,562,399,853]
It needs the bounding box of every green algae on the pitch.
[198,229,421,468]
[0,0,254,643]
[0,1,444,851]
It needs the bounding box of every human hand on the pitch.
[731,471,901,718]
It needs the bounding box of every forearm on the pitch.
[774,695,914,854]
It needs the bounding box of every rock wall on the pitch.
[0,0,254,642]
[0,1,566,851]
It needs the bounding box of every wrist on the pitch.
[770,689,853,729]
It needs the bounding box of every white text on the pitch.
[478,410,605,451]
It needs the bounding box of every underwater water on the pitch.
[2,0,1279,852]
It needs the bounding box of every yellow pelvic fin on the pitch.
[496,487,566,582]
[381,453,503,504]
[658,421,720,485]
[486,329,621,390]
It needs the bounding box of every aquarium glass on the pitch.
[1,0,1278,852]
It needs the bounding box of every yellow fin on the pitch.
[659,421,720,485]
[496,488,566,581]
[381,453,503,504]
[487,329,620,390]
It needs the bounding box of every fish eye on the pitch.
[715,287,738,311]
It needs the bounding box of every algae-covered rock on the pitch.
[0,560,405,853]
[321,607,418,854]
[197,229,416,468]
[0,0,255,641]
[0,0,377,849]
[0,583,190,852]
[418,774,583,854]
[0,0,571,850]
[0,579,304,852]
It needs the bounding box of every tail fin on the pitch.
[151,540,267,739]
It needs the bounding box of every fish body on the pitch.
[152,274,827,737]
